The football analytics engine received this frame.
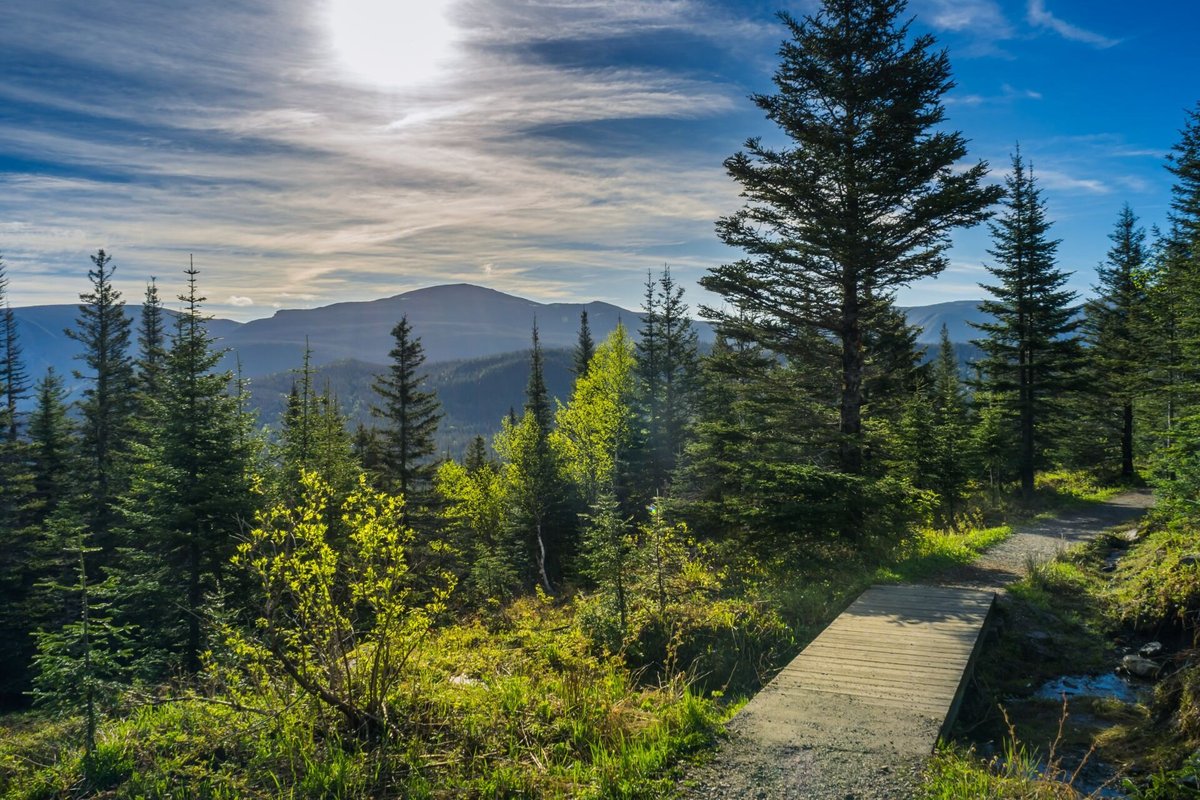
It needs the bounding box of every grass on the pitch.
[0,471,1130,798]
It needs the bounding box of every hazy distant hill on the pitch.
[13,304,243,395]
[215,283,699,377]
[248,350,576,458]
[13,285,995,438]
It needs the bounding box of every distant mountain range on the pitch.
[11,284,993,455]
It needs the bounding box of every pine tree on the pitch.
[121,262,257,673]
[972,151,1081,500]
[573,310,595,378]
[1082,205,1149,478]
[925,326,973,523]
[634,267,700,497]
[28,368,74,521]
[0,256,29,442]
[65,249,137,555]
[371,316,443,511]
[701,1,999,478]
[464,435,490,473]
[31,521,133,756]
[137,277,167,400]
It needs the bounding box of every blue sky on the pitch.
[1,0,1197,319]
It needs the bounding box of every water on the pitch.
[1034,672,1149,704]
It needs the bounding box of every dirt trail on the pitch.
[677,491,1154,800]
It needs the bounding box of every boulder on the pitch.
[1139,641,1164,658]
[1121,655,1161,679]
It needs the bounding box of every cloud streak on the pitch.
[1026,0,1118,49]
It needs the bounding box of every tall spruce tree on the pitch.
[634,267,699,496]
[28,368,74,522]
[371,315,443,510]
[0,256,29,442]
[972,151,1081,500]
[65,249,137,556]
[701,1,999,480]
[1083,205,1148,478]
[137,277,167,400]
[122,263,257,672]
[574,310,595,378]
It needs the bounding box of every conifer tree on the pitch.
[66,249,137,555]
[573,309,595,378]
[28,368,74,521]
[701,0,999,478]
[31,522,133,756]
[122,262,257,672]
[973,151,1081,500]
[371,316,443,511]
[634,267,699,496]
[1083,205,1149,478]
[0,257,29,442]
[464,434,490,473]
[137,277,167,400]
[495,323,564,592]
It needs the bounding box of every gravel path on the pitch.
[677,491,1154,800]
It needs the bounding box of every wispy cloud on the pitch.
[0,0,755,316]
[1026,0,1119,48]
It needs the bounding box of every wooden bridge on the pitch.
[733,584,996,760]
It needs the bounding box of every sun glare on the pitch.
[324,0,459,89]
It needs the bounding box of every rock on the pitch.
[449,673,482,687]
[1121,655,1161,679]
[1028,630,1052,643]
[1117,527,1144,543]
[1139,641,1164,658]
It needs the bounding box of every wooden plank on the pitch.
[733,583,997,758]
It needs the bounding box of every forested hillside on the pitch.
[2,1,1200,798]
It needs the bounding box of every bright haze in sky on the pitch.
[1,0,1197,319]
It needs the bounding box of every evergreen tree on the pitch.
[371,316,443,510]
[65,249,137,555]
[495,323,565,592]
[972,150,1081,500]
[28,368,74,521]
[701,1,999,478]
[898,326,973,524]
[122,263,257,673]
[0,257,29,442]
[573,309,595,378]
[31,521,133,756]
[137,277,167,400]
[634,267,699,497]
[1082,205,1149,478]
[464,434,490,473]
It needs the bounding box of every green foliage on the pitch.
[435,458,523,602]
[371,315,443,506]
[632,267,699,498]
[553,324,637,507]
[973,149,1081,501]
[31,521,134,755]
[65,249,138,553]
[701,0,999,478]
[227,470,453,739]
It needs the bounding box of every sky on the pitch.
[1,0,1198,320]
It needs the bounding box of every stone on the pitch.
[1121,655,1161,679]
[449,673,482,687]
[1116,527,1143,543]
[1139,641,1164,658]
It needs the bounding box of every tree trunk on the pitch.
[839,294,863,475]
[1122,401,1134,478]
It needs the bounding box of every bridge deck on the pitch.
[732,584,996,759]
